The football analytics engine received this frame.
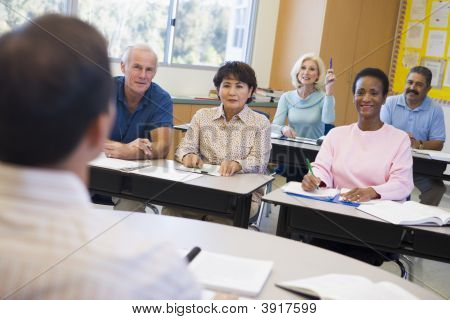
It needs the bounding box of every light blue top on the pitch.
[272,90,335,139]
[380,94,446,141]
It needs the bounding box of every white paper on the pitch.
[410,0,426,20]
[413,149,450,161]
[129,165,202,182]
[405,23,424,48]
[402,50,420,68]
[443,64,450,87]
[358,200,450,225]
[422,59,445,87]
[177,164,221,176]
[426,30,447,57]
[89,153,150,171]
[430,1,449,27]
[282,181,340,199]
[188,251,273,297]
[277,274,417,300]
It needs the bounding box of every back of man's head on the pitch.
[0,14,112,166]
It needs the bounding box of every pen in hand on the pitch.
[185,246,201,263]
[306,158,319,190]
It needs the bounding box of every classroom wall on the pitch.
[269,0,327,91]
[110,0,280,97]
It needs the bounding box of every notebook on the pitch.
[187,251,273,297]
[276,274,417,300]
[358,200,450,226]
[281,182,359,207]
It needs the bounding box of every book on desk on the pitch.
[358,201,450,226]
[276,274,417,300]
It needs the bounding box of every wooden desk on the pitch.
[269,138,450,181]
[107,212,440,299]
[89,160,273,228]
[263,188,450,263]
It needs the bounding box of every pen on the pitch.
[185,246,201,263]
[306,158,319,190]
[329,57,333,69]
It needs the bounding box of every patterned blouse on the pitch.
[176,105,272,173]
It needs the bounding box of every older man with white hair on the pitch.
[104,44,173,160]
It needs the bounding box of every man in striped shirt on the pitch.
[0,14,200,299]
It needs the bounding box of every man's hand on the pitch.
[129,138,152,157]
[301,173,321,191]
[340,187,378,202]
[219,160,242,176]
[182,154,203,168]
[407,132,419,148]
[104,138,152,160]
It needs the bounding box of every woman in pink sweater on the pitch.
[301,68,414,266]
[302,68,414,202]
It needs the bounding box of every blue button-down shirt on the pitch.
[381,94,445,141]
[110,76,173,143]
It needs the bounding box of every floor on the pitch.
[257,175,450,299]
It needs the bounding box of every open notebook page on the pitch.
[277,274,417,300]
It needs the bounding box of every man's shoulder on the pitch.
[113,76,124,85]
[425,97,445,113]
[384,94,402,106]
[148,82,172,101]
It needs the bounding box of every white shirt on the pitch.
[0,163,201,299]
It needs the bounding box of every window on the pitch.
[0,0,67,34]
[77,0,170,60]
[0,0,257,67]
[171,0,255,67]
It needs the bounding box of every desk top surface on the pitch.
[92,159,273,195]
[263,188,450,236]
[105,212,440,299]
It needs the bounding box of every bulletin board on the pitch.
[390,0,450,104]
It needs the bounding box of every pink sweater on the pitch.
[313,123,414,200]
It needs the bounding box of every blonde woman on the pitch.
[272,53,336,139]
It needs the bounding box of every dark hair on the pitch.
[352,68,389,96]
[0,14,112,166]
[409,66,432,88]
[213,61,257,104]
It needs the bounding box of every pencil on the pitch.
[306,158,319,190]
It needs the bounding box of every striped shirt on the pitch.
[0,163,201,299]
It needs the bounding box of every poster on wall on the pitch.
[421,58,446,88]
[391,0,450,103]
